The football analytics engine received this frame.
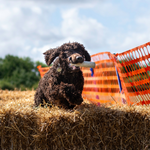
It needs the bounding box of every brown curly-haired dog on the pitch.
[34,42,91,109]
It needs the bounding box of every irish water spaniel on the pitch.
[34,42,91,109]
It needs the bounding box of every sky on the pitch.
[0,0,150,63]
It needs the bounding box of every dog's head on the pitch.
[43,42,91,72]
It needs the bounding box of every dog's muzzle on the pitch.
[68,56,84,64]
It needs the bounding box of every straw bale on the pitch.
[1,90,150,150]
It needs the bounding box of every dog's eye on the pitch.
[69,57,72,61]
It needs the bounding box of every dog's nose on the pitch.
[76,56,83,63]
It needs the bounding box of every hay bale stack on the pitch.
[0,90,150,150]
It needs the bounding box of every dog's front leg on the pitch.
[59,82,83,105]
[34,87,47,107]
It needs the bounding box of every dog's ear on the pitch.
[84,50,91,61]
[43,48,60,66]
[77,43,91,61]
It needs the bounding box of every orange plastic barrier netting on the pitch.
[112,42,150,106]
[37,42,150,106]
[82,52,124,105]
[37,65,50,78]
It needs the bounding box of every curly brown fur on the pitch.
[34,42,91,109]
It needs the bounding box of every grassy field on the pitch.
[1,90,150,150]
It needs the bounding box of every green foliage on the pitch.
[0,80,15,90]
[32,82,39,90]
[0,55,47,90]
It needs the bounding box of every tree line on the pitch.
[0,55,47,90]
